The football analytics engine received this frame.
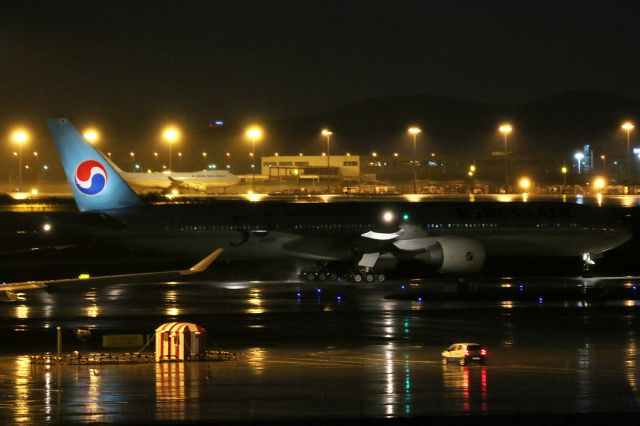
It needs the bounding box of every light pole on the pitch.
[33,151,39,183]
[574,152,584,175]
[162,126,181,171]
[130,151,136,172]
[321,129,333,193]
[561,166,567,187]
[600,155,606,172]
[621,122,634,182]
[245,126,264,192]
[10,129,29,190]
[499,124,513,189]
[408,127,421,193]
[153,152,159,170]
[202,152,207,169]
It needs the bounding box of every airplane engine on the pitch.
[413,237,486,274]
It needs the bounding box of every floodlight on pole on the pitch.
[407,126,422,193]
[574,152,584,175]
[10,128,30,190]
[321,129,333,193]
[245,125,264,192]
[499,123,513,188]
[621,121,635,182]
[162,126,181,171]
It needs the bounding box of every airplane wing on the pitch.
[0,248,223,301]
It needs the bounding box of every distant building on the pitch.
[261,155,360,181]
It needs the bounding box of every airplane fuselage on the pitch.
[75,201,632,263]
[123,170,240,191]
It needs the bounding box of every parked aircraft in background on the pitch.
[47,118,633,282]
[104,156,239,193]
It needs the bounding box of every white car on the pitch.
[441,342,487,366]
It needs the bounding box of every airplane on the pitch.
[45,118,634,282]
[0,248,223,302]
[103,154,240,193]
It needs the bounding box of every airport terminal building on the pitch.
[261,155,361,182]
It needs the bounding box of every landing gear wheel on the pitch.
[304,272,315,282]
[328,272,338,282]
[365,273,375,283]
[376,273,386,282]
[353,273,363,283]
[317,272,327,281]
[459,358,466,366]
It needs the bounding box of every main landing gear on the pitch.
[298,269,386,283]
[348,270,386,283]
[298,252,388,283]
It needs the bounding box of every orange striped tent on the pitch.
[155,322,206,362]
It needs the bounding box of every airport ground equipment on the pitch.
[155,322,207,362]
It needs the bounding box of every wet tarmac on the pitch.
[0,280,639,424]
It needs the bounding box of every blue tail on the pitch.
[47,118,143,212]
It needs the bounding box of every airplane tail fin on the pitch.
[47,118,143,212]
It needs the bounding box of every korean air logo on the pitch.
[74,160,108,196]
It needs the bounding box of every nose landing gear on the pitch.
[582,252,595,278]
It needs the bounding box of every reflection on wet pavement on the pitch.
[0,282,638,423]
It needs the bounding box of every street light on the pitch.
[621,121,634,182]
[561,166,568,187]
[83,128,100,144]
[33,151,39,183]
[10,129,30,190]
[202,151,207,169]
[321,129,333,193]
[593,177,606,192]
[245,125,264,192]
[162,126,181,171]
[499,123,513,188]
[130,151,136,172]
[408,126,421,193]
[600,154,606,171]
[518,176,531,192]
[574,152,584,175]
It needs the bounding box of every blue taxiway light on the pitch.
[538,297,543,304]
[417,297,423,303]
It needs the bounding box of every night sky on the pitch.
[1,1,640,171]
